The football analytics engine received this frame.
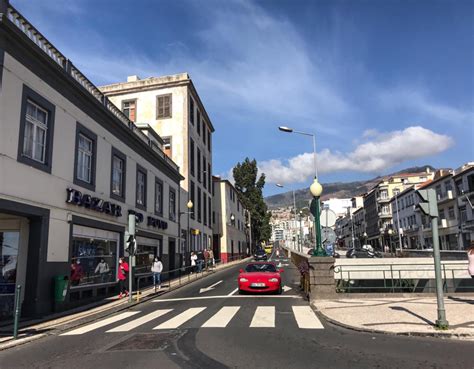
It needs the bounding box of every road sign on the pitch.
[321,227,336,244]
[320,209,336,228]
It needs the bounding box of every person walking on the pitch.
[117,257,129,299]
[468,243,474,279]
[190,252,197,273]
[70,259,83,286]
[208,248,215,269]
[204,248,210,271]
[94,258,110,283]
[151,256,163,289]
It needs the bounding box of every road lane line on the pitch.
[201,306,241,328]
[153,295,301,302]
[61,311,140,335]
[292,306,324,329]
[227,288,238,296]
[250,306,275,328]
[107,309,173,332]
[153,307,206,329]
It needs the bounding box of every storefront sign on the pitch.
[147,216,168,230]
[66,188,122,217]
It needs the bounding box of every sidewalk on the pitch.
[0,257,251,350]
[313,295,474,340]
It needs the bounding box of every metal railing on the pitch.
[334,262,473,293]
[134,254,248,301]
[4,2,179,174]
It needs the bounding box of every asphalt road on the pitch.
[0,251,472,369]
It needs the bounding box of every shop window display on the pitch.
[71,237,117,286]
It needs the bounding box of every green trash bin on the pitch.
[54,275,69,302]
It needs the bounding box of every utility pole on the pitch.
[127,213,136,303]
[416,188,448,329]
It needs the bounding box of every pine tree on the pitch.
[233,158,272,247]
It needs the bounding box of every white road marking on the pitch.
[227,288,239,296]
[199,280,223,294]
[107,309,173,332]
[250,306,275,328]
[61,311,140,335]
[292,306,324,329]
[283,286,292,292]
[201,306,241,328]
[153,295,301,303]
[153,307,206,329]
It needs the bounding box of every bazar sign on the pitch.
[66,188,122,217]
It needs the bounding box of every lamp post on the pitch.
[276,184,297,251]
[388,228,394,255]
[186,200,193,255]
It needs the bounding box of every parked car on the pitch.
[238,262,283,294]
[346,245,382,258]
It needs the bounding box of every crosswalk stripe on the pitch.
[201,306,240,328]
[153,307,206,329]
[61,311,140,335]
[292,306,324,329]
[250,306,275,328]
[107,309,173,332]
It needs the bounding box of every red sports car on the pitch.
[238,262,283,294]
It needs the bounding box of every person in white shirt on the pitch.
[467,243,474,279]
[94,259,110,283]
[151,257,163,289]
[190,252,197,273]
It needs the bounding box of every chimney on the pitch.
[127,75,140,82]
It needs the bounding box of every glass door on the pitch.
[0,231,20,319]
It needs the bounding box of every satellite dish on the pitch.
[320,208,336,228]
[321,227,336,244]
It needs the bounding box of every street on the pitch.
[0,252,472,369]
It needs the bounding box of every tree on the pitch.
[233,158,272,247]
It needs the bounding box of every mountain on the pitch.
[264,165,435,209]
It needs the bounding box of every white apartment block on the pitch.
[212,177,248,262]
[99,73,215,258]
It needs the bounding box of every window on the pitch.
[208,196,212,226]
[163,137,172,158]
[155,179,163,215]
[18,85,56,173]
[136,165,147,210]
[380,191,388,199]
[197,187,202,222]
[207,130,211,151]
[455,180,463,196]
[110,148,126,201]
[203,157,207,189]
[208,163,211,191]
[460,207,467,223]
[212,211,216,224]
[74,123,97,191]
[189,98,194,125]
[197,110,201,136]
[203,124,207,145]
[439,209,445,219]
[190,139,195,176]
[157,94,172,119]
[169,188,176,221]
[445,181,453,193]
[381,205,389,214]
[237,201,240,212]
[203,192,207,225]
[448,206,455,220]
[190,181,195,220]
[197,149,201,183]
[122,100,137,122]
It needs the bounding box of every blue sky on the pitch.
[14,0,474,196]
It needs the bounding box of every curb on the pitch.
[0,258,250,351]
[311,302,474,340]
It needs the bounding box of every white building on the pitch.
[322,198,352,217]
[99,73,215,260]
[212,177,248,262]
[0,3,183,318]
[453,163,474,249]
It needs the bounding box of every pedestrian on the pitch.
[94,258,110,283]
[117,257,129,299]
[70,259,83,286]
[196,251,204,273]
[208,248,215,268]
[276,248,280,259]
[151,256,163,289]
[190,252,197,273]
[468,243,474,279]
[204,248,210,270]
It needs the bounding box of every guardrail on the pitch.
[334,261,473,293]
[133,254,247,301]
[4,2,179,174]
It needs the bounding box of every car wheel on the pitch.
[238,289,245,295]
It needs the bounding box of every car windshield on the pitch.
[245,264,277,273]
[256,250,265,255]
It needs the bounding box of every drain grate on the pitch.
[106,331,185,352]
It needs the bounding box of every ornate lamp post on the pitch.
[388,228,394,255]
[187,200,193,253]
[310,178,326,256]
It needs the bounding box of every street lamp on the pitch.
[187,200,193,253]
[388,228,394,255]
[276,184,297,251]
[310,178,326,256]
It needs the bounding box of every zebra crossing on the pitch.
[60,305,324,336]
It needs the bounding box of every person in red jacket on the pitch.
[117,257,129,299]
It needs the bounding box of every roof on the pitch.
[453,163,474,179]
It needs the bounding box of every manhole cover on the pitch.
[106,331,185,352]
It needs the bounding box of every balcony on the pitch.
[376,196,390,203]
[378,212,392,219]
[437,190,455,204]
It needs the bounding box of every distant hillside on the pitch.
[265,165,435,209]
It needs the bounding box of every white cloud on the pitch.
[259,126,454,184]
[379,88,474,124]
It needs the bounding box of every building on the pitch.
[321,198,352,217]
[0,2,183,318]
[212,177,248,262]
[363,171,434,250]
[453,163,474,249]
[99,73,215,261]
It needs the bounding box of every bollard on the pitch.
[13,285,22,339]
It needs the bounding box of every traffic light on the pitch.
[416,189,438,217]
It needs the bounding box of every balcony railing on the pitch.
[4,3,179,174]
